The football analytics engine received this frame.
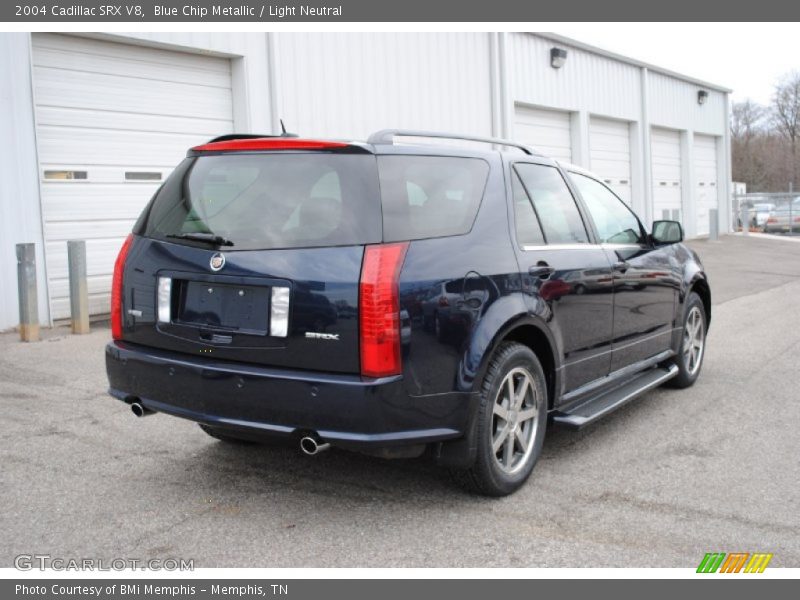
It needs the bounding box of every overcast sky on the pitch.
[554,24,799,105]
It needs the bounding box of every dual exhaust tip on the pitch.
[130,402,155,418]
[130,401,329,455]
[300,434,330,456]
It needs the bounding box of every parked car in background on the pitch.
[764,197,800,233]
[105,130,711,496]
[752,203,776,228]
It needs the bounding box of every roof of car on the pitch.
[190,130,545,159]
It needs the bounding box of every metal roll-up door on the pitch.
[32,33,234,319]
[514,105,572,163]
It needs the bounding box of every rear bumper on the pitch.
[105,341,471,449]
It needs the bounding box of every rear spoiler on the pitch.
[206,133,297,143]
[189,138,355,153]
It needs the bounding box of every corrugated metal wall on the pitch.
[273,32,494,139]
[509,33,642,121]
[648,71,726,135]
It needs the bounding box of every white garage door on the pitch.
[589,117,632,205]
[693,135,719,237]
[651,128,683,223]
[514,105,572,163]
[32,33,234,319]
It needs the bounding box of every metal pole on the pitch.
[67,240,90,334]
[740,203,748,237]
[709,208,718,241]
[16,243,39,342]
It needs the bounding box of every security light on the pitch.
[697,90,709,105]
[550,47,567,69]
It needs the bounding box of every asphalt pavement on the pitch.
[1,234,798,568]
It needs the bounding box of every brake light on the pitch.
[767,217,778,224]
[111,234,134,340]
[438,296,450,307]
[795,217,800,223]
[191,138,349,152]
[359,242,409,378]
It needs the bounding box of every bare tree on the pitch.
[731,99,764,142]
[731,100,768,190]
[772,71,800,189]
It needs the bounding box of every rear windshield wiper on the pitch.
[167,232,234,247]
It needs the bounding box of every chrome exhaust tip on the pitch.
[300,435,330,456]
[130,402,155,417]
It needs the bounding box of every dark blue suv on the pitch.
[106,130,710,496]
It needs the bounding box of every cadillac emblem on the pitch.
[209,253,226,272]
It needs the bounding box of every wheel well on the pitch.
[503,325,557,408]
[690,279,711,326]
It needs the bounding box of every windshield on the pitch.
[139,153,382,250]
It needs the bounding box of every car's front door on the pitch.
[508,161,615,394]
[568,171,679,371]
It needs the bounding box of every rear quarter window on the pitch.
[378,156,489,242]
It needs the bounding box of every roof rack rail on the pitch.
[207,132,299,144]
[367,129,540,155]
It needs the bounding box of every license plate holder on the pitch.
[178,281,269,335]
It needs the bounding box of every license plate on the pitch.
[179,281,269,333]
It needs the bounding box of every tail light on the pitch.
[359,242,409,378]
[111,234,134,340]
[767,217,778,224]
[438,296,450,307]
[794,217,800,223]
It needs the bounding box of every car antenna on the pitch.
[279,119,299,138]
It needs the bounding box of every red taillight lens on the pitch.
[111,234,134,340]
[438,296,450,307]
[767,217,778,224]
[359,242,409,378]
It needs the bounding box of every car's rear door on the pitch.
[120,149,382,374]
[507,160,614,393]
[567,171,679,371]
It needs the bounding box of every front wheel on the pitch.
[452,342,548,496]
[667,292,707,388]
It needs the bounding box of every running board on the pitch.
[551,364,679,430]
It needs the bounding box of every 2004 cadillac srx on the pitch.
[105,130,710,496]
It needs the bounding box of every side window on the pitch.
[514,163,589,244]
[511,169,545,246]
[571,173,644,244]
[378,156,490,242]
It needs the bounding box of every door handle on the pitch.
[529,264,555,279]
[612,261,630,273]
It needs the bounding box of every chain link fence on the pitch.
[732,193,799,237]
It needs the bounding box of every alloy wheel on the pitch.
[491,367,541,475]
[683,306,705,376]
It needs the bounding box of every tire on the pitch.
[198,424,257,445]
[667,292,707,389]
[451,342,548,496]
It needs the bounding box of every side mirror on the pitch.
[651,220,683,244]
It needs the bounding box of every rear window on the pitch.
[378,156,489,242]
[140,154,382,250]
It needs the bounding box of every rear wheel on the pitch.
[452,342,547,496]
[667,292,706,388]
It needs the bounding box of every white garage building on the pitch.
[0,32,731,330]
